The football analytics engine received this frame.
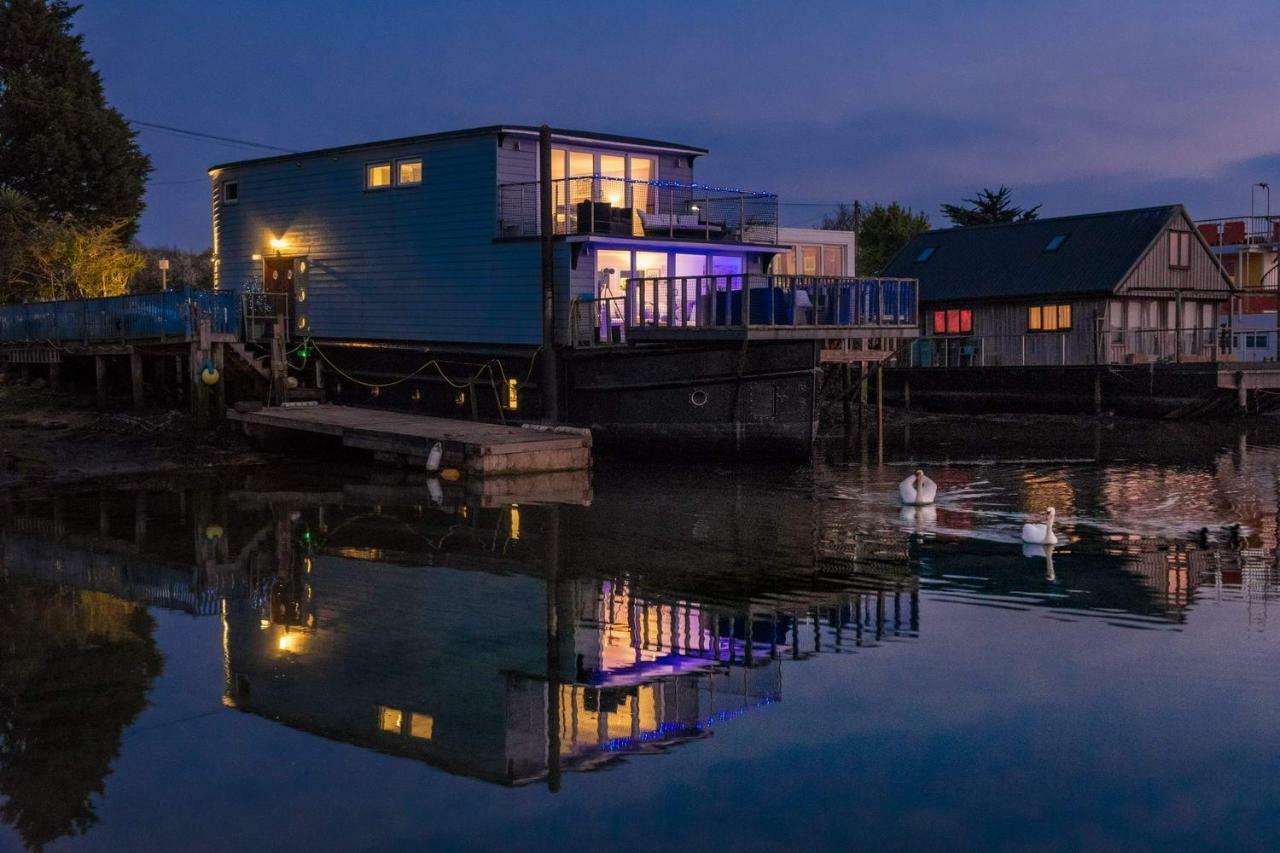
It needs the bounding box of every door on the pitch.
[261,257,296,338]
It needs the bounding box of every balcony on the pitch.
[570,275,918,345]
[1195,216,1280,248]
[498,176,778,245]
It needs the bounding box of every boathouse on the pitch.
[884,205,1233,368]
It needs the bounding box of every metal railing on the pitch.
[0,289,239,345]
[908,327,1228,367]
[240,291,293,343]
[497,176,778,244]
[1194,216,1280,247]
[571,275,917,345]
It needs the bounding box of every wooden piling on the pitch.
[130,348,145,409]
[214,343,226,421]
[94,354,107,408]
[1093,370,1103,416]
[48,361,60,392]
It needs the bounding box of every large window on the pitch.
[932,309,972,334]
[1168,230,1191,268]
[1028,303,1072,331]
[777,243,845,276]
[550,147,658,215]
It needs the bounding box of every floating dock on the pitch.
[228,404,591,476]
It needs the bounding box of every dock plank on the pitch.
[228,404,590,476]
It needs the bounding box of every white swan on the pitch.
[1021,507,1058,545]
[899,470,937,506]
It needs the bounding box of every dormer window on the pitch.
[915,246,936,263]
[1044,234,1068,252]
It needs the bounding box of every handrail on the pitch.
[622,274,918,333]
[0,289,240,345]
[497,175,779,244]
[908,326,1229,367]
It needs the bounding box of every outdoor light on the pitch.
[269,236,288,252]
[251,253,263,261]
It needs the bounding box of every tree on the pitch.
[823,200,931,276]
[0,185,35,287]
[0,0,151,238]
[941,186,1041,227]
[11,219,144,302]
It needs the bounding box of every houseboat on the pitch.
[209,125,917,456]
[1195,207,1280,362]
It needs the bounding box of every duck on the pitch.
[1021,507,1058,545]
[899,470,937,506]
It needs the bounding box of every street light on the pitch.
[1253,182,1270,221]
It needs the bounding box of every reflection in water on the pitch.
[0,580,162,852]
[2,430,1280,845]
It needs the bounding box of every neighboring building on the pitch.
[772,227,856,277]
[1196,212,1280,362]
[209,125,917,455]
[883,205,1234,367]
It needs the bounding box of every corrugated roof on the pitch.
[209,125,707,172]
[883,205,1191,302]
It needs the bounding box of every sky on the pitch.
[73,0,1280,250]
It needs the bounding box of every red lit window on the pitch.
[934,309,973,334]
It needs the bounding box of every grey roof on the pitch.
[883,205,1210,302]
[209,125,707,171]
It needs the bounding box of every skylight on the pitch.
[915,246,936,263]
[1044,234,1068,252]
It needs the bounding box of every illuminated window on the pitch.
[1028,303,1072,331]
[397,158,422,186]
[409,713,434,740]
[1168,231,1191,268]
[932,308,972,334]
[378,705,404,733]
[915,246,936,263]
[221,180,239,205]
[366,162,392,190]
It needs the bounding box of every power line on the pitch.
[126,119,293,153]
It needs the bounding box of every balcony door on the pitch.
[550,147,659,230]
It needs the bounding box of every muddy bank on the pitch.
[0,380,266,490]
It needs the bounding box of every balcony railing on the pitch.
[0,289,240,345]
[1195,216,1280,247]
[570,275,917,345]
[498,176,778,244]
[906,327,1228,367]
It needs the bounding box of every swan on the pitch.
[1021,507,1058,545]
[899,470,937,506]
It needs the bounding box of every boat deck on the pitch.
[228,404,591,476]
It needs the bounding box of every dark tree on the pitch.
[823,200,931,276]
[941,186,1041,227]
[0,0,151,239]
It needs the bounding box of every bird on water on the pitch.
[899,469,937,506]
[1021,507,1058,545]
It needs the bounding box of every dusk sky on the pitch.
[77,0,1280,250]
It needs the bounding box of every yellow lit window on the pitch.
[1028,306,1042,330]
[1043,305,1058,329]
[1028,303,1072,331]
[509,504,520,540]
[366,162,392,189]
[409,713,434,740]
[378,705,403,733]
[397,159,422,186]
[1058,304,1072,328]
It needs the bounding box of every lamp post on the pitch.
[1253,182,1270,223]
[158,257,170,291]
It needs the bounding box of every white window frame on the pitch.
[396,158,422,188]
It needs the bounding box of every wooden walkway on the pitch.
[228,405,591,476]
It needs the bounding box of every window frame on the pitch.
[364,161,393,191]
[1027,302,1072,332]
[395,158,422,188]
[932,307,973,335]
[221,180,239,205]
[1168,230,1192,269]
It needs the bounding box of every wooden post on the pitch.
[174,355,184,406]
[19,361,30,384]
[130,348,145,410]
[1237,371,1248,414]
[1093,370,1103,415]
[842,363,854,425]
[192,318,213,430]
[538,124,559,423]
[214,343,226,421]
[858,361,867,430]
[94,354,107,408]
[134,491,148,550]
[270,317,287,404]
[876,362,884,436]
[903,374,911,412]
[48,361,60,392]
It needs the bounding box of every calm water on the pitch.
[2,420,1280,851]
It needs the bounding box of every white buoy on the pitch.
[899,470,937,506]
[426,441,443,472]
[1021,507,1058,545]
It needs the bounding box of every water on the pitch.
[2,420,1280,851]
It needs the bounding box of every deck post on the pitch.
[876,361,884,437]
[214,343,226,422]
[903,374,911,411]
[842,363,854,424]
[48,360,60,392]
[130,348,145,410]
[94,354,107,408]
[1093,369,1103,415]
[270,318,287,404]
[1237,371,1248,414]
[538,125,559,423]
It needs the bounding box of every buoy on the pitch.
[440,468,461,482]
[205,524,224,540]
[286,376,299,389]
[426,441,443,472]
[200,359,220,386]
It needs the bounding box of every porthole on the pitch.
[690,389,709,407]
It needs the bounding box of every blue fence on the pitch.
[0,289,240,344]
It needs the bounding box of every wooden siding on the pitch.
[1119,209,1232,298]
[213,133,542,346]
[926,299,1104,366]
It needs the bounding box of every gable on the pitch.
[1117,209,1233,298]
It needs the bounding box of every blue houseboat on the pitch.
[209,125,917,456]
